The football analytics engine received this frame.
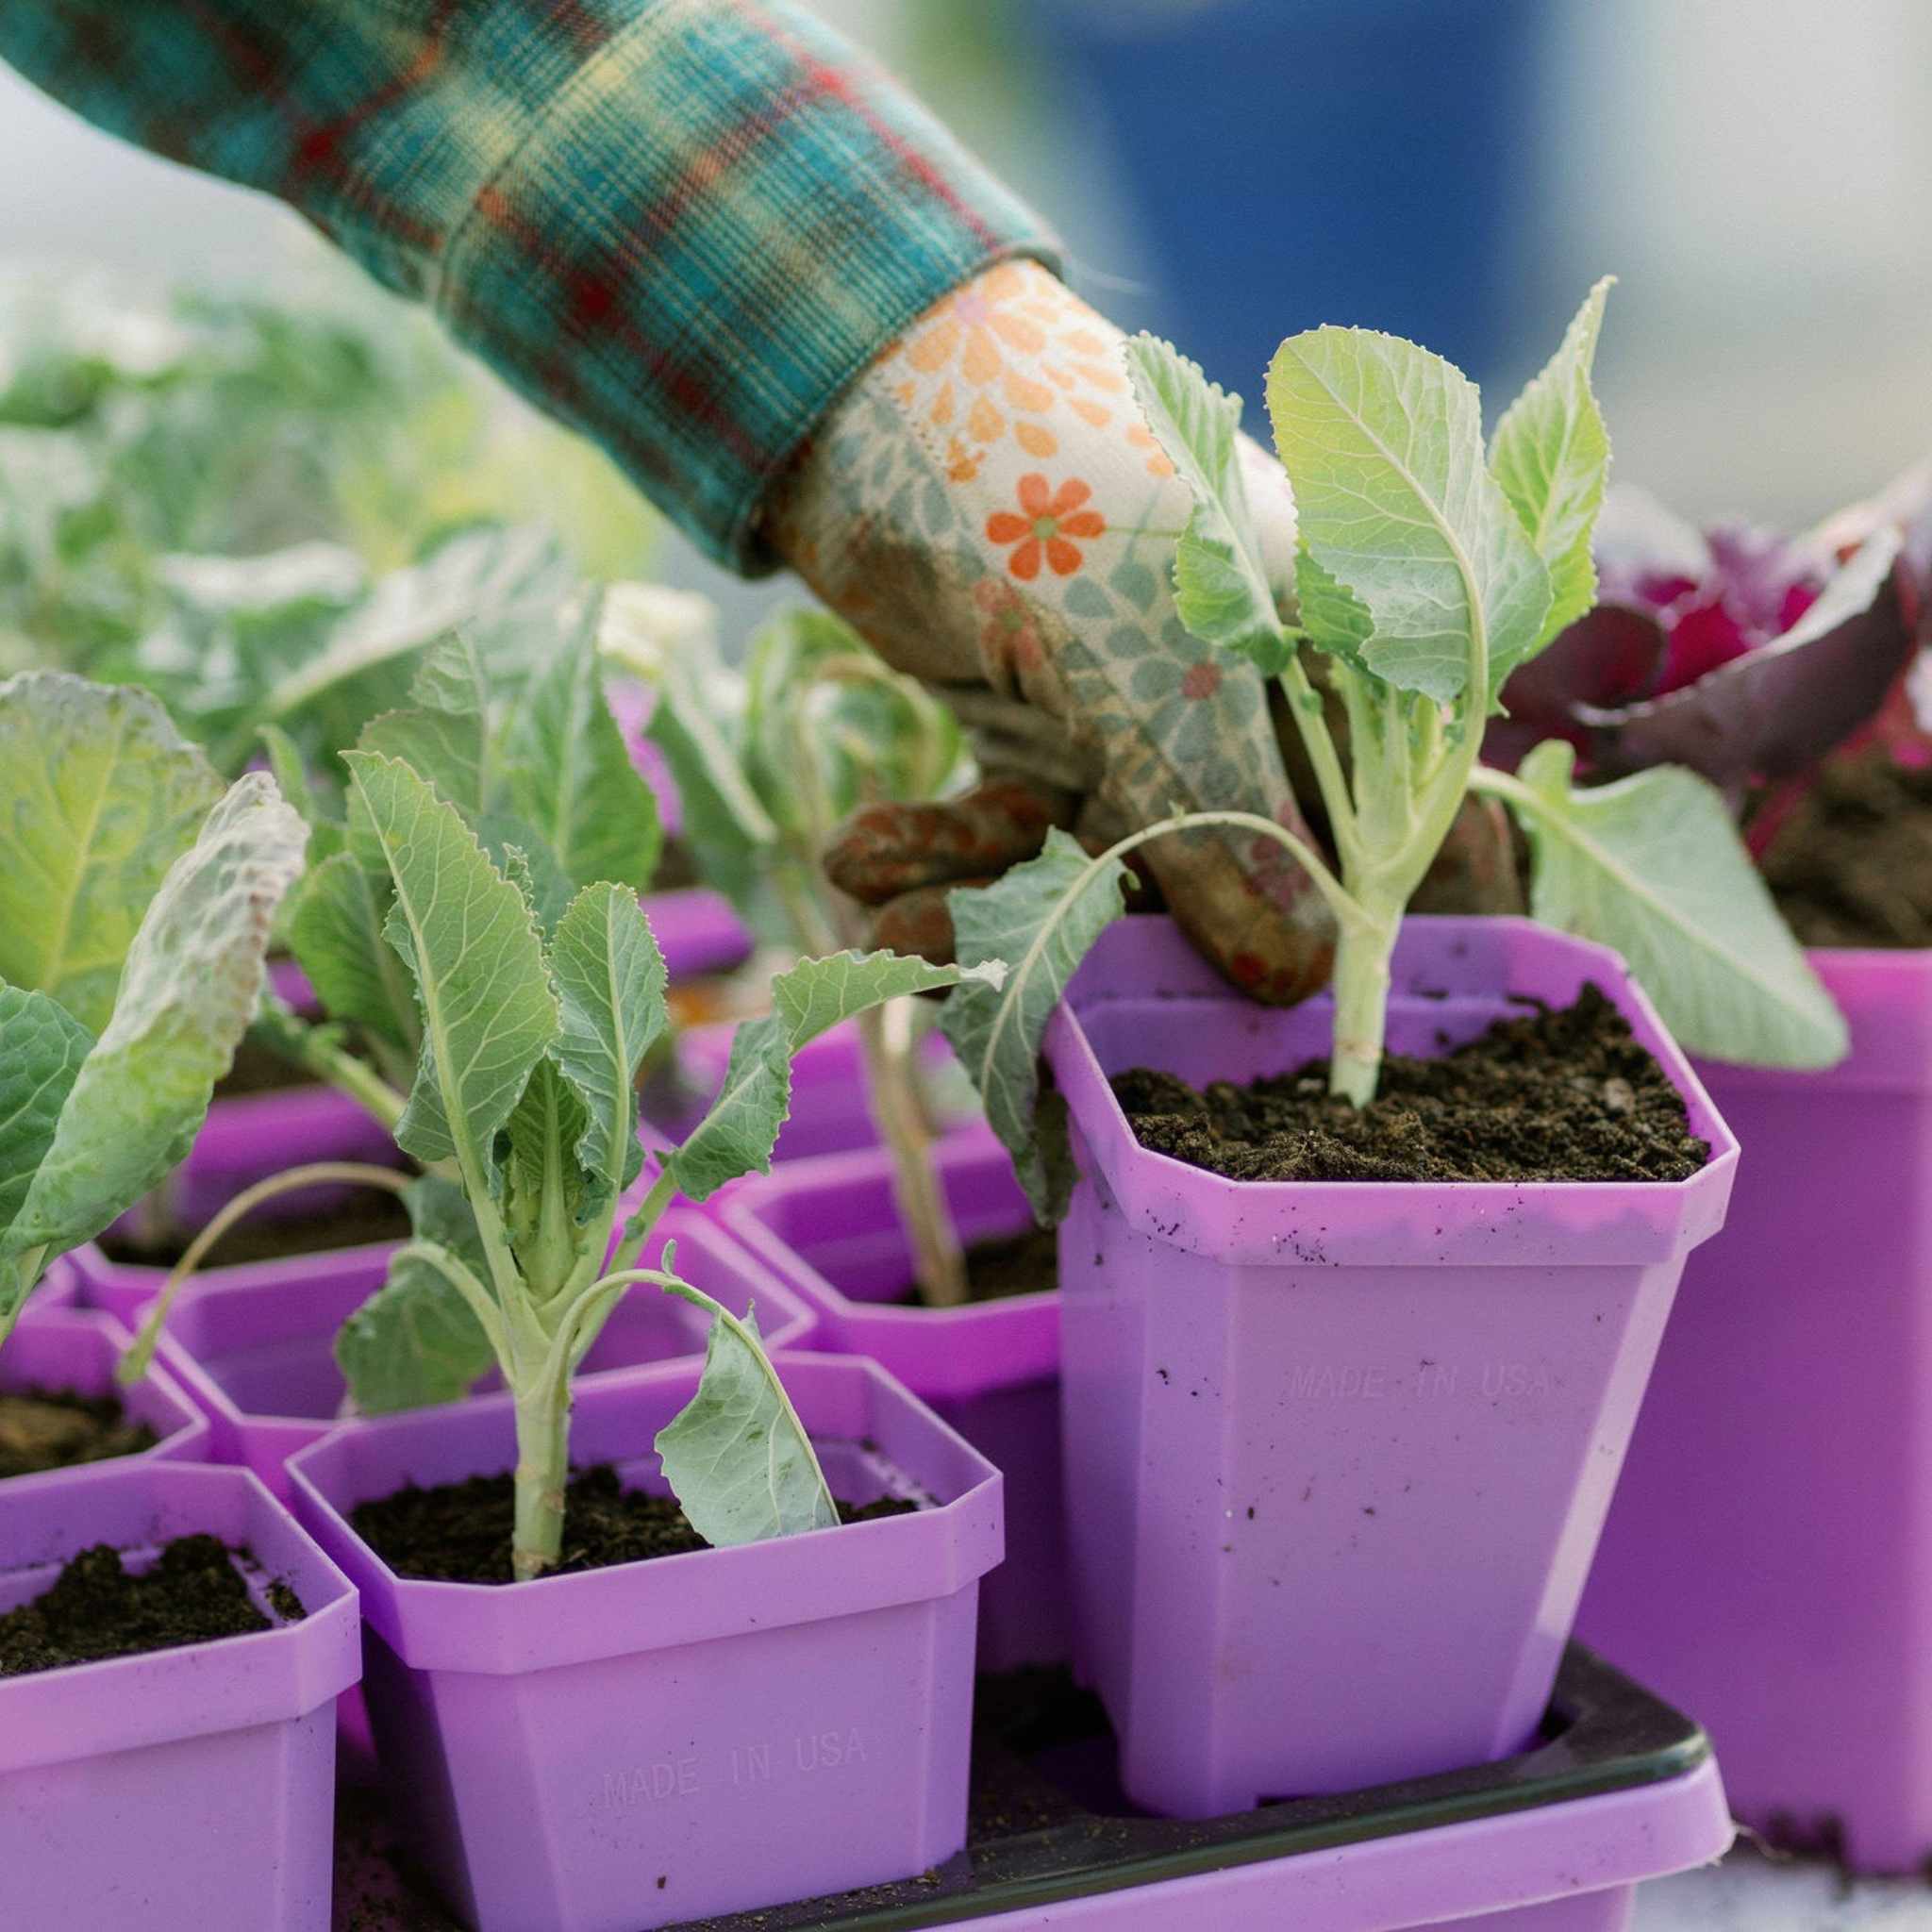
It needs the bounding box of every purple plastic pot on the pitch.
[148,1209,814,1504]
[1580,944,1932,1873]
[68,1232,404,1332]
[2,1305,209,1492]
[290,1355,1002,1932]
[1043,915,1738,1819]
[22,1251,79,1314]
[0,1461,360,1929]
[642,886,756,982]
[721,1126,1065,1669]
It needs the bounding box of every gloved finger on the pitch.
[864,879,992,966]
[824,774,1079,906]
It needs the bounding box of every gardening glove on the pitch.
[768,259,1336,1004]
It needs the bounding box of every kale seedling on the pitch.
[942,285,1845,1210]
[0,672,307,1340]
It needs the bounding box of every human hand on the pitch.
[767,259,1335,1003]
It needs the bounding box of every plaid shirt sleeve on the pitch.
[0,1,1059,573]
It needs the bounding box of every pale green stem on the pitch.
[608,1167,681,1279]
[1326,895,1402,1107]
[856,999,966,1307]
[120,1163,414,1384]
[1276,652,1360,865]
[511,1374,573,1581]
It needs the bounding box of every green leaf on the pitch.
[257,723,344,861]
[669,950,1004,1201]
[287,850,414,1053]
[357,644,491,819]
[1123,334,1287,667]
[1489,278,1615,653]
[940,827,1131,1218]
[503,1057,593,1283]
[1265,327,1551,705]
[3,772,308,1262]
[336,1237,497,1415]
[550,883,668,1197]
[510,605,661,893]
[0,672,225,1033]
[655,1294,838,1547]
[344,752,559,1179]
[1507,741,1848,1069]
[0,986,93,1248]
[477,814,577,936]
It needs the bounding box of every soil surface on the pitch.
[0,1535,293,1677]
[1114,984,1708,1184]
[0,1388,158,1480]
[212,1034,316,1099]
[896,1226,1058,1308]
[352,1463,917,1585]
[1759,753,1932,949]
[99,1191,412,1271]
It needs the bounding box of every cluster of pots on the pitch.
[5,890,1917,1929]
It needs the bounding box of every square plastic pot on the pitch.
[720,1126,1065,1668]
[147,1208,815,1505]
[1044,915,1738,1819]
[68,1232,407,1332]
[290,1355,1001,1932]
[2,1305,209,1494]
[1579,944,1932,1873]
[0,1461,361,1929]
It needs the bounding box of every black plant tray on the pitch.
[332,1641,1710,1931]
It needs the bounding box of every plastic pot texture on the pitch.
[2,1305,209,1492]
[1044,915,1738,1819]
[720,1125,1065,1668]
[289,1355,1003,1932]
[148,1208,814,1504]
[0,1461,360,1929]
[1579,945,1932,1872]
[68,1231,405,1332]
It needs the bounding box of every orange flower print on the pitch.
[905,265,1048,386]
[986,475,1107,581]
[973,576,1045,682]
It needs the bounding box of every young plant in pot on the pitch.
[940,284,1841,1818]
[234,727,1008,1928]
[1493,470,1932,1873]
[0,671,308,1489]
[0,675,360,1931]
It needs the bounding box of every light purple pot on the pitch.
[23,1251,79,1313]
[1044,915,1738,1819]
[68,1233,405,1332]
[0,1461,360,1929]
[148,1209,814,1504]
[642,887,756,982]
[289,1355,1002,1932]
[720,1126,1065,1669]
[2,1305,209,1492]
[1580,945,1932,1872]
[675,1019,974,1161]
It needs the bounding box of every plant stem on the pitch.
[119,1162,414,1383]
[856,1000,967,1307]
[1326,905,1400,1106]
[250,1006,408,1133]
[511,1374,572,1581]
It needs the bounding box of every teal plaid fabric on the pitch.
[0,1,1059,571]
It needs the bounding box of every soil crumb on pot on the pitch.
[0,1388,158,1481]
[896,1226,1058,1307]
[1114,984,1708,1185]
[0,1536,274,1677]
[353,1463,917,1585]
[99,1191,411,1271]
[1759,752,1932,949]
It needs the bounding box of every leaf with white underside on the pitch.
[0,673,224,1035]
[510,608,662,893]
[549,884,668,1196]
[1500,741,1848,1069]
[1265,327,1552,704]
[3,773,308,1263]
[336,1181,498,1414]
[941,827,1132,1219]
[0,987,92,1250]
[344,752,558,1180]
[655,1292,837,1546]
[1489,278,1615,657]
[669,950,1005,1201]
[1123,335,1288,670]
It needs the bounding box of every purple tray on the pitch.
[331,1643,1729,1930]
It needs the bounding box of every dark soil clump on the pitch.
[1114,984,1707,1184]
[0,1388,158,1480]
[1759,753,1932,949]
[0,1535,273,1677]
[99,1190,411,1271]
[212,1034,314,1099]
[897,1226,1058,1307]
[353,1463,917,1585]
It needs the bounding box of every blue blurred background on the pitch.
[2,0,1927,594]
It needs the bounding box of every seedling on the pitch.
[942,285,1846,1211]
[0,672,307,1341]
[606,595,978,1306]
